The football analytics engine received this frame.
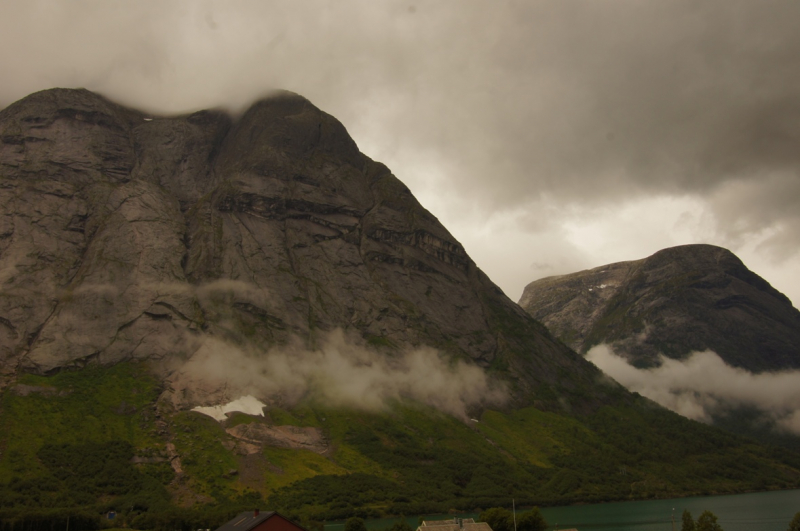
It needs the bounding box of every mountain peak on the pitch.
[642,244,792,306]
[519,244,800,372]
[217,89,363,178]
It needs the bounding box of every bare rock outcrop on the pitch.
[226,423,329,455]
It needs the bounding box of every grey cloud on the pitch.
[166,329,508,421]
[587,345,800,435]
[705,172,800,262]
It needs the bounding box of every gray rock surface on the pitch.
[519,244,800,372]
[226,423,329,455]
[0,88,606,409]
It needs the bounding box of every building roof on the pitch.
[419,525,459,531]
[215,511,278,531]
[417,519,492,531]
[420,518,475,527]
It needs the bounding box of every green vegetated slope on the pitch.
[0,364,258,531]
[268,404,800,521]
[0,363,799,529]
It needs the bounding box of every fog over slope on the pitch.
[588,345,800,435]
[171,329,507,421]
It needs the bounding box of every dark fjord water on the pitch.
[325,489,800,531]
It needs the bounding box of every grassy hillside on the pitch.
[0,363,798,531]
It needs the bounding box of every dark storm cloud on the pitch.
[1,0,798,295]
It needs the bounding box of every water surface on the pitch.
[324,489,800,531]
[538,489,799,530]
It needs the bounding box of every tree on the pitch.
[788,511,800,531]
[516,508,547,531]
[695,510,723,531]
[301,519,324,531]
[682,510,695,531]
[389,520,413,531]
[346,517,368,531]
[479,508,513,531]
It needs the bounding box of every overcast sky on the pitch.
[2,0,799,305]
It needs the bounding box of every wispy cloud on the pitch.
[587,344,800,434]
[166,329,507,420]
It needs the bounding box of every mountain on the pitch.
[1,90,799,530]
[518,244,800,372]
[0,87,599,407]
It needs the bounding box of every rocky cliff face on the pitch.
[0,88,602,408]
[519,244,800,372]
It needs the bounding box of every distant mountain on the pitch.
[1,90,799,528]
[518,244,800,372]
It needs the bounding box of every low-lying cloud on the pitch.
[168,329,507,421]
[586,344,800,434]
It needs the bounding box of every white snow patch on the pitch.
[588,288,593,291]
[192,395,267,422]
[599,284,608,289]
